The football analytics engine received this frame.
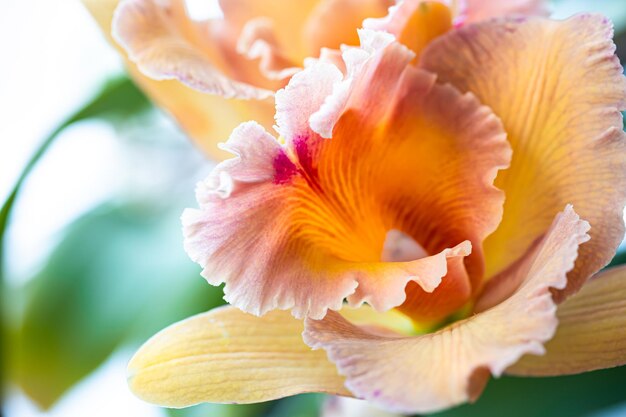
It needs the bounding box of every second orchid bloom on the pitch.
[89,0,626,414]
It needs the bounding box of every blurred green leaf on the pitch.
[69,77,150,124]
[265,394,325,417]
[14,203,224,409]
[0,76,151,406]
[608,249,626,268]
[0,76,149,278]
[429,365,626,417]
[165,394,324,417]
[167,403,273,417]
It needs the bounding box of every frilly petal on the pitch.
[363,0,453,59]
[304,206,590,413]
[236,17,301,80]
[185,31,509,321]
[113,0,273,98]
[421,14,626,301]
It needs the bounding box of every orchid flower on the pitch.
[99,0,626,415]
[83,0,548,160]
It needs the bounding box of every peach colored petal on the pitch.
[304,47,347,74]
[304,206,590,414]
[308,29,396,139]
[463,0,549,23]
[303,0,394,57]
[398,252,471,322]
[113,0,273,98]
[420,15,626,301]
[128,306,349,407]
[236,17,301,80]
[219,0,321,61]
[82,0,276,160]
[182,121,470,319]
[474,237,543,312]
[507,265,626,376]
[275,61,346,142]
[363,0,453,59]
[184,35,509,320]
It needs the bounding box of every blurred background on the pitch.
[1,1,626,416]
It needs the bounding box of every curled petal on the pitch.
[236,17,300,80]
[82,0,275,160]
[218,0,321,61]
[113,0,273,98]
[364,0,453,59]
[127,306,348,407]
[508,265,626,376]
[275,61,346,142]
[184,36,509,320]
[421,15,626,300]
[304,206,590,414]
[307,29,396,139]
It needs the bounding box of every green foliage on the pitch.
[165,394,324,417]
[265,394,325,417]
[0,76,153,408]
[167,403,273,417]
[429,365,626,417]
[13,203,224,409]
[0,76,149,279]
[68,77,150,124]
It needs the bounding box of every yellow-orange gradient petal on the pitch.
[183,33,510,321]
[304,206,590,414]
[113,0,277,97]
[182,120,471,319]
[420,15,626,301]
[82,0,275,160]
[127,306,348,407]
[364,0,453,60]
[507,265,626,376]
[304,0,394,56]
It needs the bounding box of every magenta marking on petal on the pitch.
[273,150,298,184]
[294,135,317,178]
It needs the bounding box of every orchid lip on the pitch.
[381,229,429,262]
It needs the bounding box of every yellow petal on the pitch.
[81,0,275,160]
[128,306,348,407]
[507,265,626,376]
[304,206,590,414]
[420,15,626,300]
